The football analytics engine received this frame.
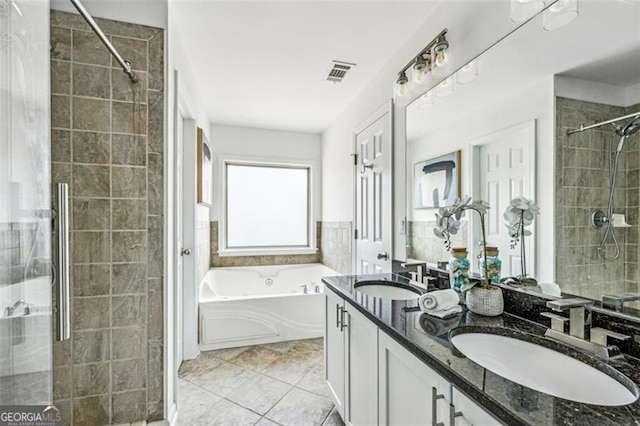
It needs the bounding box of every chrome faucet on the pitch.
[541,298,629,358]
[300,285,308,294]
[602,294,640,312]
[5,300,29,317]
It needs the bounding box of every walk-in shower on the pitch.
[568,111,640,261]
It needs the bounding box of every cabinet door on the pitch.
[325,288,345,417]
[345,305,378,425]
[452,387,502,426]
[378,332,450,426]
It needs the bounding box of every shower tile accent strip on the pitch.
[555,97,639,301]
[50,11,164,425]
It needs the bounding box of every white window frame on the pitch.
[218,154,319,257]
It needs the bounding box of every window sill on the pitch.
[217,247,318,257]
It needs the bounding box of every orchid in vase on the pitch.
[503,196,539,285]
[433,196,491,292]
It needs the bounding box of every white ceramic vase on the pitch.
[465,286,504,316]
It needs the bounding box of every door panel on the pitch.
[0,0,52,405]
[477,122,535,278]
[355,103,392,274]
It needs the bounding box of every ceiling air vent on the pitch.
[326,60,356,83]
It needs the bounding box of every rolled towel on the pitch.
[418,289,459,313]
[426,305,462,319]
[420,312,461,336]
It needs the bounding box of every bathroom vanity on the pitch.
[322,274,640,426]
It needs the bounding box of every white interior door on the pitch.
[474,121,535,278]
[355,102,393,274]
[176,115,184,369]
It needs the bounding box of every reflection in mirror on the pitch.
[404,2,640,307]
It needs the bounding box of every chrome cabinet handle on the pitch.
[340,308,348,331]
[181,248,191,256]
[449,403,463,426]
[336,304,341,328]
[377,252,389,261]
[52,183,70,341]
[432,387,445,426]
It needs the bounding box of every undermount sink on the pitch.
[354,281,422,300]
[450,328,639,406]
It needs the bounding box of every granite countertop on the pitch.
[321,273,640,426]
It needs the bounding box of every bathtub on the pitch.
[199,263,338,351]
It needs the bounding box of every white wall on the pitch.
[209,124,322,223]
[555,76,640,107]
[407,76,555,282]
[321,1,533,257]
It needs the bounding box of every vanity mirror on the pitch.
[404,2,640,307]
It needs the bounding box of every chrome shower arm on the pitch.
[567,111,640,135]
[68,0,138,83]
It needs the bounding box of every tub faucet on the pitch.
[5,300,28,317]
[602,294,640,312]
[300,285,308,294]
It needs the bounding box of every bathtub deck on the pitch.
[177,338,343,426]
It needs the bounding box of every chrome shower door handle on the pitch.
[53,183,70,341]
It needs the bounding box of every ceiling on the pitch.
[170,1,439,133]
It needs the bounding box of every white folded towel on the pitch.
[418,289,459,313]
[426,305,462,319]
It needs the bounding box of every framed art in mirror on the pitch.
[197,127,213,207]
[414,150,461,209]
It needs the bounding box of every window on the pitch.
[222,161,315,254]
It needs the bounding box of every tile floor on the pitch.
[177,338,345,426]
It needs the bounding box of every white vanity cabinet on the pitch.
[325,287,346,416]
[378,331,451,426]
[451,387,501,426]
[325,286,501,426]
[325,287,378,424]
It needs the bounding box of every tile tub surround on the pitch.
[50,10,164,425]
[177,338,343,426]
[407,220,468,265]
[0,222,50,286]
[323,274,640,425]
[209,221,321,267]
[555,97,640,301]
[320,221,352,275]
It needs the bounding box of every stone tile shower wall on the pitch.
[50,11,164,425]
[320,221,352,275]
[210,221,321,268]
[407,220,468,265]
[555,97,638,300]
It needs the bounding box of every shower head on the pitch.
[614,116,640,152]
[616,116,640,137]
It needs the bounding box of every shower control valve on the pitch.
[591,210,609,229]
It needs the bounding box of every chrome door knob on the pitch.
[180,248,191,256]
[377,252,389,260]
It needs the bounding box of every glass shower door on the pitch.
[0,0,52,406]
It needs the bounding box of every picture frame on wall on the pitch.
[414,150,461,209]
[197,127,213,207]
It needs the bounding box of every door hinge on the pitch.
[351,153,358,166]
[354,229,358,240]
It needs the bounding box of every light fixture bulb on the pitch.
[543,0,578,31]
[435,50,448,67]
[457,60,478,84]
[435,77,454,98]
[395,72,409,97]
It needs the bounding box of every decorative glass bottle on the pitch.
[448,247,470,294]
[480,246,502,284]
